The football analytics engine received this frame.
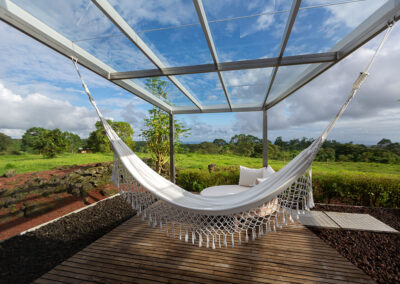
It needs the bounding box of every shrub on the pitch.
[176,167,400,208]
[312,173,400,208]
[4,163,15,170]
[176,168,239,192]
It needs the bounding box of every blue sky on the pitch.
[0,0,399,145]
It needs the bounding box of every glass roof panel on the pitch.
[11,0,113,41]
[284,0,388,56]
[223,68,273,105]
[174,73,229,106]
[205,3,289,62]
[266,64,310,104]
[11,0,157,71]
[77,36,157,72]
[131,78,195,107]
[107,0,213,67]
[202,0,291,21]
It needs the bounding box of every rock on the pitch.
[0,188,8,196]
[208,164,217,173]
[71,188,80,197]
[4,169,17,178]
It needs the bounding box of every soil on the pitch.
[0,196,135,284]
[0,163,104,190]
[0,185,114,241]
[0,163,117,241]
[310,204,400,284]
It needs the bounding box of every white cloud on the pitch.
[324,0,386,29]
[110,0,196,27]
[0,83,98,138]
[226,26,400,144]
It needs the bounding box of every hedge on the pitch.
[176,168,400,208]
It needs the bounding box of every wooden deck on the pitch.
[35,215,374,284]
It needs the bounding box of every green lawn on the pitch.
[1,152,399,178]
[172,153,399,178]
[0,153,114,175]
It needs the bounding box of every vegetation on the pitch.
[21,127,80,157]
[1,151,399,208]
[86,120,135,153]
[141,78,190,174]
[0,163,115,223]
[21,127,46,153]
[0,107,399,209]
[0,132,12,152]
[176,167,400,208]
[0,153,113,175]
[179,136,400,164]
[33,129,67,158]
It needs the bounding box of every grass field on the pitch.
[1,152,399,178]
[0,153,114,175]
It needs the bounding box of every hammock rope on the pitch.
[71,24,393,248]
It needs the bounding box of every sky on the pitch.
[0,0,399,145]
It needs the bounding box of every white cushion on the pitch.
[264,165,275,177]
[239,166,265,187]
[256,166,275,185]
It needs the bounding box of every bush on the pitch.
[176,167,400,208]
[176,167,239,192]
[4,163,15,170]
[312,173,400,208]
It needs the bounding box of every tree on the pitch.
[34,129,67,158]
[274,136,286,148]
[0,132,12,152]
[377,138,392,148]
[21,127,46,153]
[229,134,261,157]
[87,120,135,152]
[196,142,220,154]
[213,139,227,147]
[141,77,190,174]
[64,132,83,153]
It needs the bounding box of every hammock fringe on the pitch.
[116,157,314,248]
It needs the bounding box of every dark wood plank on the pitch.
[36,215,374,284]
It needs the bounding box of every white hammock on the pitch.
[72,25,392,248]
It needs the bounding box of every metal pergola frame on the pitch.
[1,0,399,181]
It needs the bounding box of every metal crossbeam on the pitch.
[109,52,338,80]
[172,104,263,114]
[266,0,400,110]
[263,0,301,107]
[92,0,204,111]
[193,0,232,109]
[0,0,173,114]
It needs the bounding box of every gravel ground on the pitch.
[0,195,135,284]
[310,204,400,284]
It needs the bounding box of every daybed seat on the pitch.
[200,166,279,217]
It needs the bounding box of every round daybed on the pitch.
[201,184,279,217]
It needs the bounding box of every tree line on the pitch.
[177,135,400,164]
[3,120,135,158]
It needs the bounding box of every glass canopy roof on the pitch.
[1,0,399,114]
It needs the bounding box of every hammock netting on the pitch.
[72,24,393,248]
